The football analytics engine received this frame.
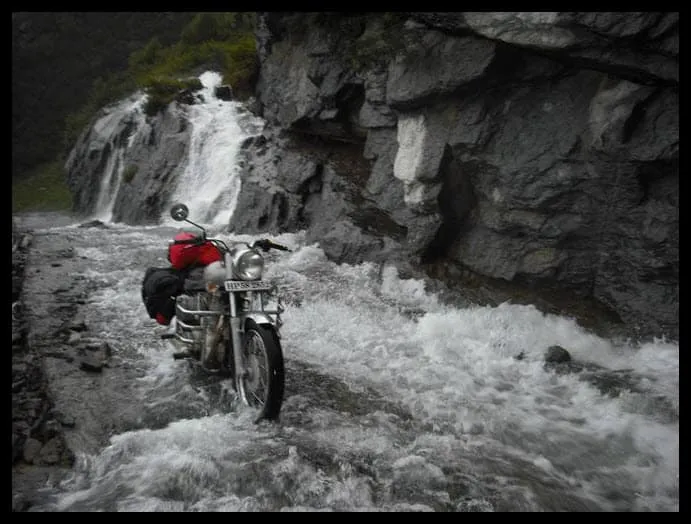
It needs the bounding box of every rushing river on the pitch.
[17,214,679,512]
[17,70,678,512]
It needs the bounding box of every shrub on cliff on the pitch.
[122,165,138,184]
[63,13,257,143]
[139,75,204,117]
[134,35,257,115]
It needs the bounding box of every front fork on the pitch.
[227,289,282,402]
[228,292,245,392]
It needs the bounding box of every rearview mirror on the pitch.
[170,203,189,222]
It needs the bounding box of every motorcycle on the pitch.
[161,203,289,421]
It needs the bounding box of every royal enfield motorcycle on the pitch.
[157,203,289,421]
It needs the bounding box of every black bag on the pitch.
[141,267,187,325]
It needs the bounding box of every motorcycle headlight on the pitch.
[232,249,264,280]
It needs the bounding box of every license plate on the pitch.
[224,280,272,292]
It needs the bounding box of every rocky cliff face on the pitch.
[66,95,192,224]
[64,12,678,341]
[12,12,196,179]
[231,12,678,340]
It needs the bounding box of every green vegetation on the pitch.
[122,165,139,184]
[13,12,259,212]
[12,160,73,212]
[13,13,197,181]
[139,76,204,117]
[125,12,258,117]
[15,12,407,212]
[64,12,258,143]
[134,34,257,116]
[63,71,138,158]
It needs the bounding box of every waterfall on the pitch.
[166,71,265,229]
[87,71,263,227]
[92,146,125,222]
[91,94,147,222]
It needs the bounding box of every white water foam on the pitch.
[30,224,678,511]
[166,71,265,229]
[271,247,679,510]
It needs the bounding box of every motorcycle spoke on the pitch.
[244,333,271,406]
[248,389,264,405]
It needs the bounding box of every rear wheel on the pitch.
[239,319,285,421]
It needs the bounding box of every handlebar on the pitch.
[251,239,292,252]
[171,232,291,254]
[172,236,290,253]
[171,237,205,246]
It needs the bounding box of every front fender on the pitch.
[243,312,275,328]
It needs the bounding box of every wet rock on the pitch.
[20,398,44,420]
[20,234,33,249]
[391,455,449,509]
[245,96,262,116]
[12,217,75,508]
[544,345,571,364]
[68,96,193,224]
[84,340,113,357]
[78,219,108,229]
[12,362,28,377]
[542,344,644,398]
[244,13,678,341]
[12,301,23,321]
[13,493,31,512]
[12,423,26,440]
[12,434,24,464]
[387,33,496,108]
[51,409,76,428]
[215,84,233,101]
[67,332,82,344]
[36,437,65,465]
[38,419,63,441]
[176,88,196,105]
[79,356,105,373]
[43,351,74,363]
[411,12,678,83]
[579,368,643,398]
[23,438,42,464]
[79,341,111,372]
[68,315,88,332]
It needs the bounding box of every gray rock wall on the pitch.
[64,12,678,340]
[238,12,678,339]
[66,99,192,225]
[111,105,191,224]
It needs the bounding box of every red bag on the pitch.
[168,232,222,270]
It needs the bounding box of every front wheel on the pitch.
[239,319,285,421]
